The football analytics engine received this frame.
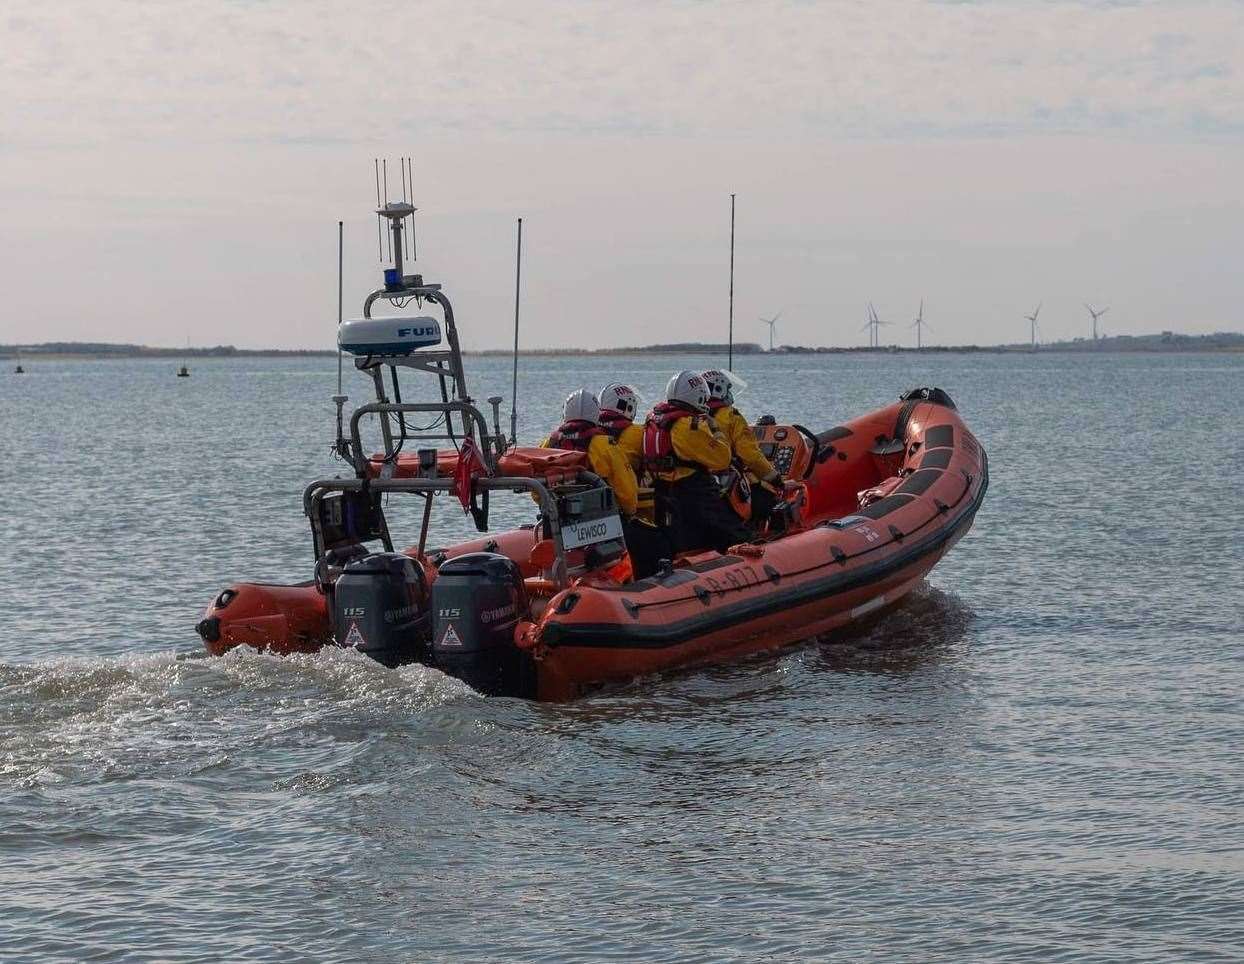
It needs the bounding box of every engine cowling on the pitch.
[332,552,431,667]
[430,552,534,697]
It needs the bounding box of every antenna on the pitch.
[510,217,523,446]
[399,157,409,262]
[382,160,391,262]
[374,159,383,261]
[910,298,929,349]
[332,220,348,457]
[1024,302,1042,349]
[405,156,417,261]
[1085,303,1109,341]
[759,311,781,352]
[337,221,344,395]
[371,159,418,293]
[728,193,736,370]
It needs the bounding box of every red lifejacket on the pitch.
[548,419,604,452]
[641,402,700,474]
[707,398,728,413]
[598,410,632,440]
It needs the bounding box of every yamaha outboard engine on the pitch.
[431,552,534,698]
[332,552,430,667]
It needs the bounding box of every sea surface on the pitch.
[1,351,1242,962]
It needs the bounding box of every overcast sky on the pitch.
[2,0,1240,350]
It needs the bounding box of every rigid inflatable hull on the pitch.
[199,391,986,700]
[533,497,979,700]
[527,393,987,698]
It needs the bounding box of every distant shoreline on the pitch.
[4,333,1242,361]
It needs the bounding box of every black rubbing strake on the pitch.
[856,494,916,519]
[816,426,854,445]
[925,424,954,449]
[892,401,919,445]
[897,468,943,496]
[687,555,744,574]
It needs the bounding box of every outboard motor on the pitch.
[332,552,430,667]
[431,552,534,698]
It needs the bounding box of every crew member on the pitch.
[702,369,783,525]
[598,383,644,471]
[642,370,753,554]
[543,389,668,578]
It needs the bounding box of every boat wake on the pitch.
[0,647,477,790]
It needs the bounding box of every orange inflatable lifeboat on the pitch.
[197,387,987,700]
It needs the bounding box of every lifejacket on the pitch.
[548,419,605,453]
[705,398,743,473]
[706,401,753,519]
[724,469,753,521]
[597,409,632,440]
[641,402,702,475]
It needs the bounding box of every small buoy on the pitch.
[14,365,23,374]
[177,365,190,377]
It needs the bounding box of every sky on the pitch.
[1,0,1241,350]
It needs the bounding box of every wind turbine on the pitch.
[861,303,890,348]
[1024,302,1042,350]
[1085,303,1109,341]
[759,312,782,352]
[910,299,930,349]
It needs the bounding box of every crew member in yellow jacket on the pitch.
[542,389,669,578]
[702,368,783,524]
[640,371,752,553]
[597,382,644,471]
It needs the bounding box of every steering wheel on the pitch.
[792,424,821,479]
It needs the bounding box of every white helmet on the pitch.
[562,388,600,425]
[702,369,748,405]
[599,383,640,420]
[666,370,710,413]
[702,369,734,406]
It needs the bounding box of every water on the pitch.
[2,351,1242,961]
